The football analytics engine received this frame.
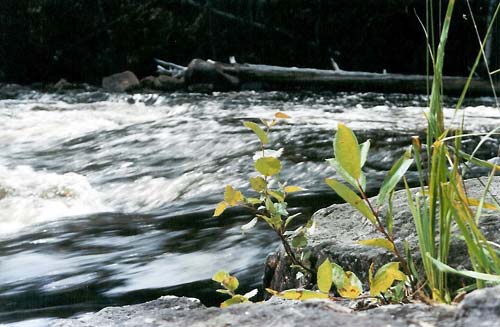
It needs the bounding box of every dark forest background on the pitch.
[0,0,498,84]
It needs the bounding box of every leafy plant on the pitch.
[214,112,314,274]
[326,123,414,281]
[212,270,258,308]
[266,258,407,302]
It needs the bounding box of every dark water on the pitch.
[0,90,498,325]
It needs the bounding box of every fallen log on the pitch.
[159,58,500,96]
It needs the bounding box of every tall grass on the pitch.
[407,0,500,302]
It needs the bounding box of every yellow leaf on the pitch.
[338,286,361,299]
[325,178,376,225]
[220,295,247,308]
[245,197,262,205]
[249,176,267,192]
[223,275,239,292]
[466,197,497,211]
[243,121,269,144]
[358,238,395,253]
[317,258,333,293]
[214,202,228,217]
[284,185,303,193]
[270,289,329,300]
[224,185,244,205]
[370,262,407,296]
[275,112,290,119]
[268,190,285,202]
[255,157,282,176]
[335,123,361,180]
[337,271,362,299]
[212,270,229,283]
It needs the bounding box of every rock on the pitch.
[52,285,500,327]
[265,177,500,291]
[154,75,184,91]
[0,83,31,99]
[455,285,500,327]
[139,76,156,89]
[102,71,140,92]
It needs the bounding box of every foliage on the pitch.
[326,123,413,283]
[214,112,314,274]
[212,1,500,307]
[212,270,258,308]
[266,258,407,302]
[325,0,500,303]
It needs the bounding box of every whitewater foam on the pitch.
[0,165,109,234]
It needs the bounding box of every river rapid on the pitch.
[0,90,499,325]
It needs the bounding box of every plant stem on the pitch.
[276,229,315,275]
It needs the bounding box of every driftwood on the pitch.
[156,58,500,96]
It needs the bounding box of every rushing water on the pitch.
[0,90,499,325]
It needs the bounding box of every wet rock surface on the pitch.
[265,177,500,291]
[102,71,140,92]
[53,286,500,327]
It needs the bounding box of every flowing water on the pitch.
[0,89,499,325]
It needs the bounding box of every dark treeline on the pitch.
[0,0,498,84]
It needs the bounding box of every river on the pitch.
[0,89,499,325]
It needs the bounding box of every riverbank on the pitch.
[51,177,500,327]
[53,285,500,327]
[0,89,498,324]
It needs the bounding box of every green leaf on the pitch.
[273,202,288,216]
[214,202,228,217]
[326,158,365,191]
[224,185,244,205]
[358,238,395,253]
[360,139,371,168]
[291,233,308,248]
[334,123,361,180]
[427,253,500,282]
[220,295,248,308]
[249,176,267,192]
[331,262,347,290]
[241,217,258,231]
[268,190,285,202]
[243,121,268,144]
[245,197,262,205]
[284,213,301,228]
[325,178,376,225]
[265,197,276,214]
[376,147,413,206]
[255,157,282,176]
[317,258,333,293]
[370,262,406,296]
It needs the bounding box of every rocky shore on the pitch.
[53,177,500,327]
[53,285,500,327]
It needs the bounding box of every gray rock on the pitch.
[102,71,140,92]
[154,75,184,91]
[53,285,500,327]
[265,177,500,291]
